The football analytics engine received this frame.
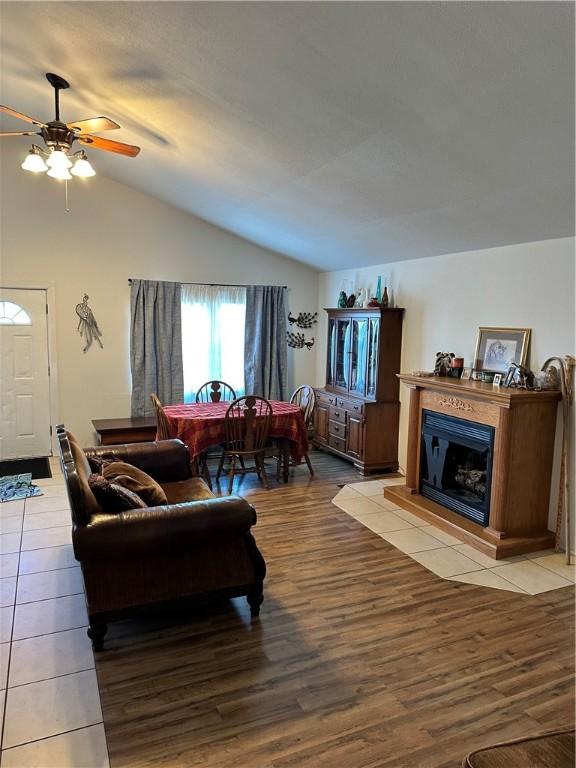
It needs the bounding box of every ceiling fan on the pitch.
[1,72,141,180]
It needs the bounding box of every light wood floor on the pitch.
[95,452,575,768]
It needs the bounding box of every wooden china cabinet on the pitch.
[313,307,404,474]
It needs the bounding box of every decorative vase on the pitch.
[382,285,389,309]
[375,276,382,303]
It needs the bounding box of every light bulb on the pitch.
[21,149,48,173]
[46,149,72,169]
[71,155,96,177]
[47,166,72,180]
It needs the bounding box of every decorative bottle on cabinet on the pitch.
[313,306,404,475]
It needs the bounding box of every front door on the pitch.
[0,288,51,459]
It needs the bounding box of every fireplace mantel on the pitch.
[384,374,562,559]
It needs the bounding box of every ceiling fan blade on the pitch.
[0,105,47,127]
[78,134,141,157]
[67,117,121,135]
[0,131,40,137]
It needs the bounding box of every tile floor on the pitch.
[0,457,109,767]
[333,477,575,594]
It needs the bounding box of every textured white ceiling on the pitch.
[0,2,573,270]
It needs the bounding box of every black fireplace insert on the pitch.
[419,410,495,526]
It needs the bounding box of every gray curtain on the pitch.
[244,285,288,401]
[130,280,184,417]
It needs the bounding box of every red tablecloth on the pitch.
[163,401,308,462]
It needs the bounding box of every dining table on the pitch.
[162,400,309,483]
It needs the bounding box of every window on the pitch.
[0,301,31,325]
[181,284,246,402]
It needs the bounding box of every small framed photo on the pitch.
[474,327,531,375]
[493,373,502,387]
[461,367,472,381]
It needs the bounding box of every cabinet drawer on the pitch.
[328,419,346,438]
[328,434,346,453]
[338,397,364,415]
[316,390,338,408]
[329,406,346,424]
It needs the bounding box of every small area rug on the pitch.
[0,472,43,503]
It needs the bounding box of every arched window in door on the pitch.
[0,301,32,325]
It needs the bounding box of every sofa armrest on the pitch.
[83,439,191,483]
[73,495,256,560]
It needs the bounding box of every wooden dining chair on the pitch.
[276,385,316,479]
[151,393,212,488]
[195,381,236,403]
[216,396,273,494]
[150,393,174,440]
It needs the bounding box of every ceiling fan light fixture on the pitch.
[46,148,72,170]
[71,152,96,177]
[47,165,72,180]
[21,146,48,173]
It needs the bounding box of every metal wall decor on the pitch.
[76,294,103,353]
[286,311,317,349]
[286,331,315,350]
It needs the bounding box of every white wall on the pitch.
[317,237,575,547]
[0,142,318,445]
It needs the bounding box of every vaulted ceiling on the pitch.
[1,2,573,270]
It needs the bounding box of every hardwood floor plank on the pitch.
[95,453,574,767]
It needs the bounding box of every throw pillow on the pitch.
[102,461,167,507]
[87,455,118,474]
[88,474,147,513]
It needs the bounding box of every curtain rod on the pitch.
[128,279,287,288]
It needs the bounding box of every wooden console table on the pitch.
[384,375,561,559]
[92,417,156,445]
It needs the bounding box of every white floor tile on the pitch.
[1,577,17,608]
[353,509,415,534]
[0,516,23,535]
[347,480,385,497]
[23,510,71,531]
[0,533,21,555]
[368,494,404,512]
[1,724,109,768]
[24,496,70,515]
[411,547,484,578]
[528,553,576,583]
[386,507,429,527]
[19,545,77,575]
[1,605,14,643]
[13,594,88,641]
[9,627,94,687]
[333,486,361,501]
[0,501,25,518]
[449,569,528,593]
[16,567,83,604]
[452,543,523,569]
[490,560,573,595]
[3,669,102,748]
[380,475,406,486]
[419,525,462,546]
[0,640,10,689]
[378,527,447,554]
[1,554,19,579]
[21,526,72,551]
[332,495,383,517]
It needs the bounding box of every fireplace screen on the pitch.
[419,410,495,526]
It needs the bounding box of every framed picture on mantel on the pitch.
[474,327,530,375]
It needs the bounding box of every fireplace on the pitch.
[419,410,494,526]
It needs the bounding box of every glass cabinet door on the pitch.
[326,318,336,386]
[350,318,368,396]
[334,319,351,389]
[366,318,380,399]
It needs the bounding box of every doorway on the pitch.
[0,288,52,459]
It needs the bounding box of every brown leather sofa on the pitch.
[57,426,266,650]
